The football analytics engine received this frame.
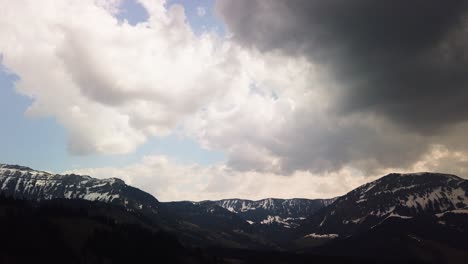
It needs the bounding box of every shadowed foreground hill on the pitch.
[0,196,210,264]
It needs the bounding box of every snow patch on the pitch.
[304,233,339,239]
[436,208,468,217]
[319,216,327,227]
[260,215,288,225]
[356,198,367,204]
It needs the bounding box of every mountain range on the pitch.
[205,198,336,227]
[1,163,467,263]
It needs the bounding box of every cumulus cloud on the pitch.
[0,0,243,154]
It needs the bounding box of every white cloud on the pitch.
[0,0,245,154]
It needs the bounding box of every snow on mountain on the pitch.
[215,198,336,214]
[436,208,468,217]
[300,172,468,237]
[304,233,339,239]
[0,164,159,213]
[203,198,337,228]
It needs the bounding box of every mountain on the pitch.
[204,198,336,228]
[298,172,468,240]
[0,164,159,214]
[290,172,468,263]
[160,198,337,249]
[0,164,280,248]
[211,198,336,218]
[0,164,273,248]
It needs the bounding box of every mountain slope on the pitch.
[299,172,468,238]
[311,215,468,264]
[159,201,281,249]
[0,164,159,213]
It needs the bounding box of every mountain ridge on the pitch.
[199,197,337,228]
[297,172,468,239]
[0,163,159,214]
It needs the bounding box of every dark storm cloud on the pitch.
[216,0,468,133]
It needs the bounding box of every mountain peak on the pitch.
[300,171,468,237]
[354,172,464,196]
[0,163,48,173]
[384,172,462,180]
[0,164,31,169]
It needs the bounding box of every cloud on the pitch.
[411,145,468,177]
[2,0,468,183]
[183,50,435,175]
[67,150,468,201]
[66,154,374,201]
[216,0,468,133]
[199,0,468,175]
[0,0,244,154]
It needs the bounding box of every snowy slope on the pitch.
[300,172,468,237]
[0,164,159,213]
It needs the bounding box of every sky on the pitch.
[1,0,468,201]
